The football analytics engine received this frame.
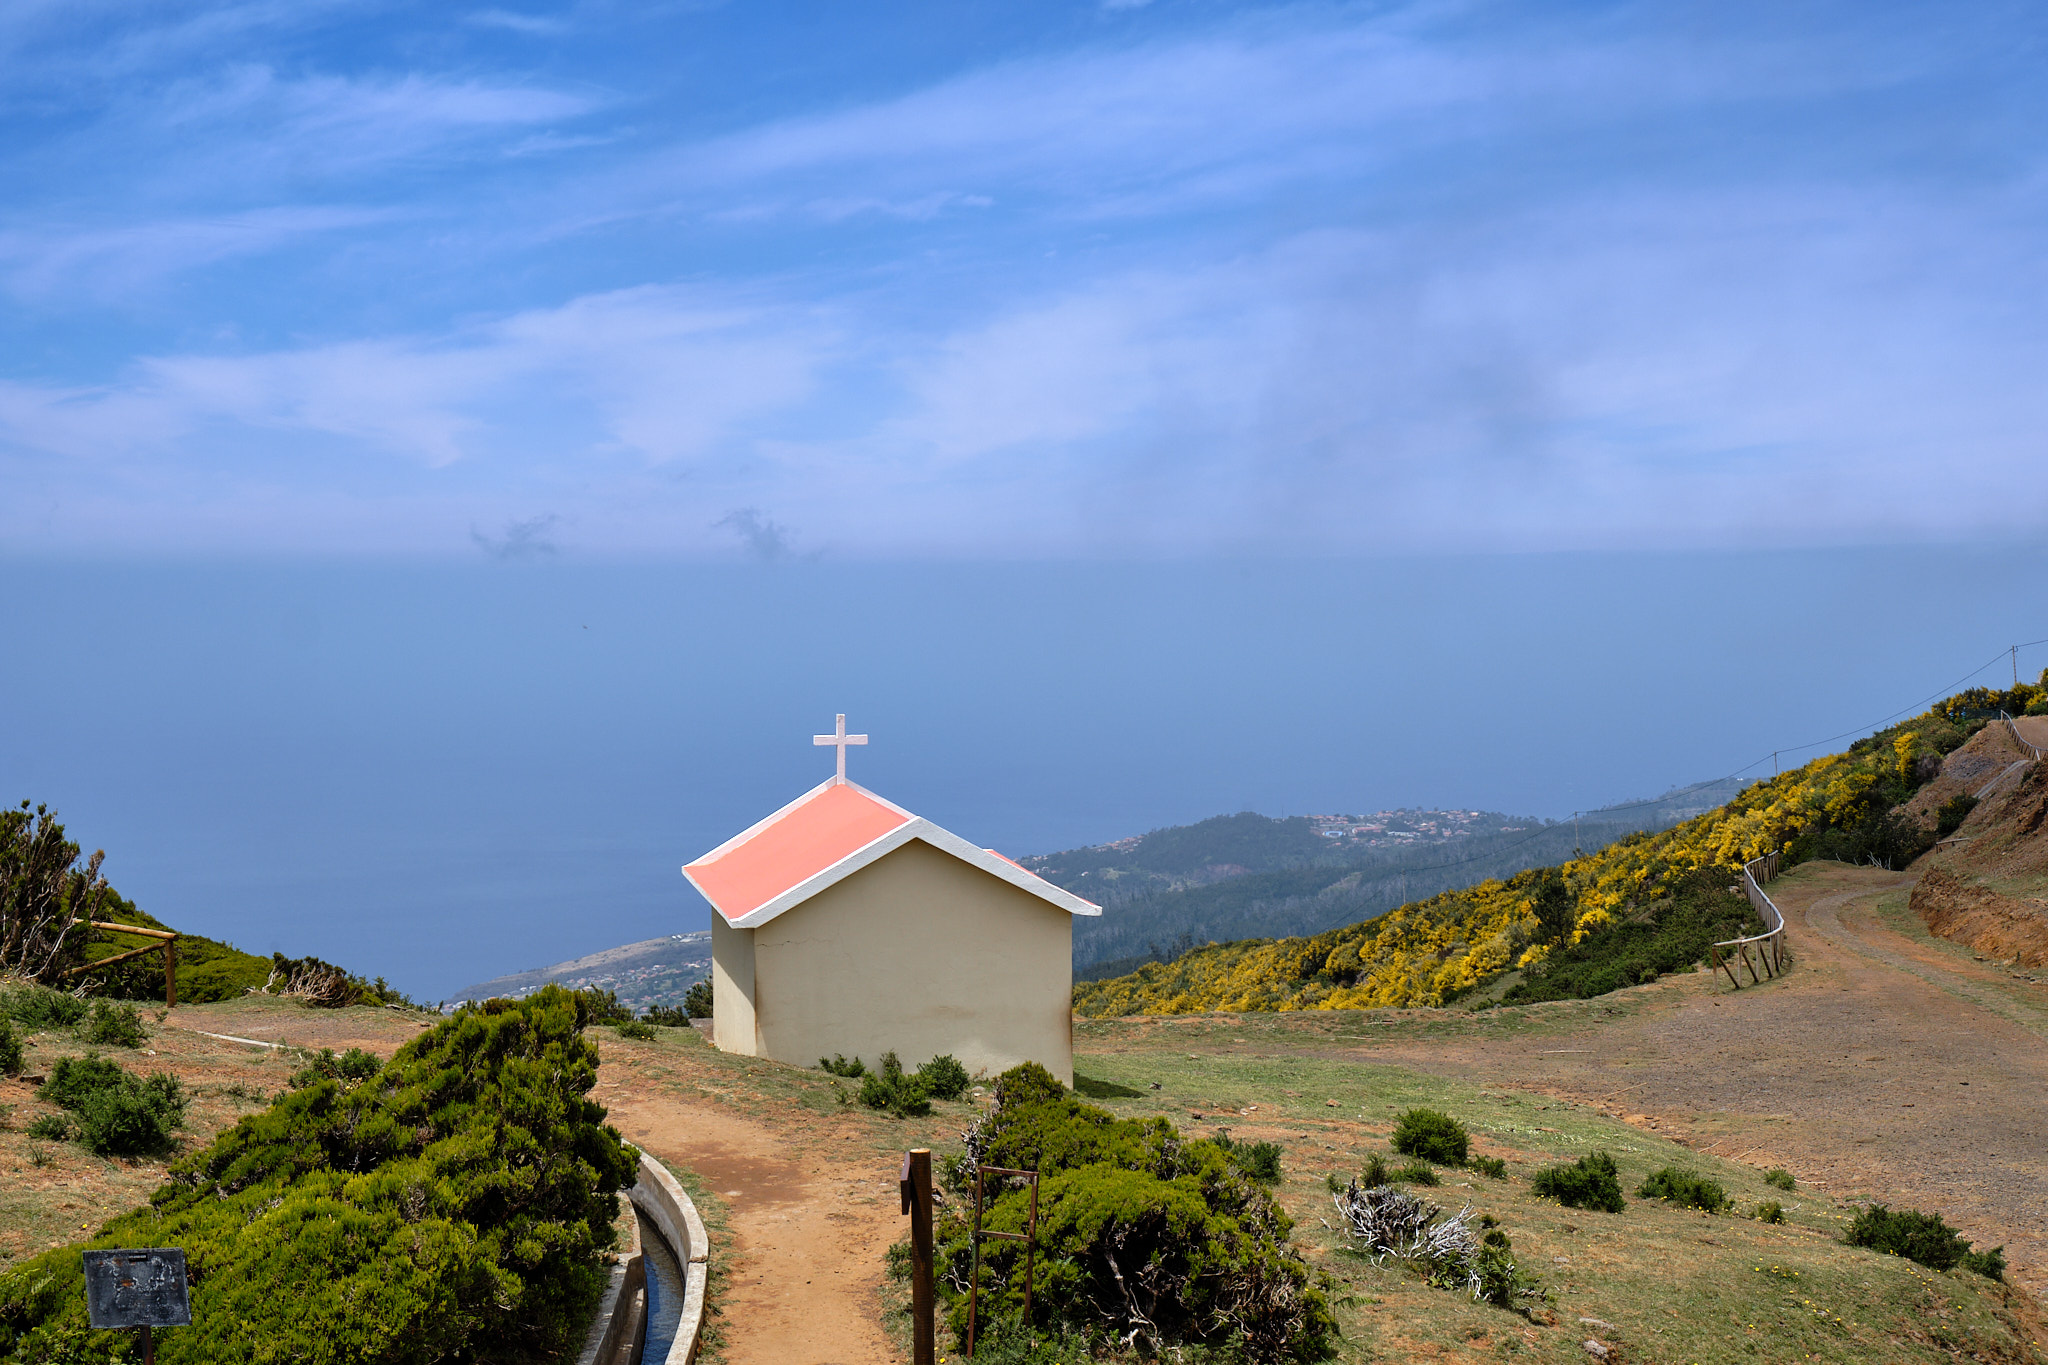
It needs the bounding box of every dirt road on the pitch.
[1365,862,2048,1302]
[593,1058,909,1365]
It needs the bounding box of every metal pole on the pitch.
[1023,1173,1039,1332]
[967,1167,984,1359]
[164,939,177,1010]
[906,1150,935,1365]
[140,1325,153,1365]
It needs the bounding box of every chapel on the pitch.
[682,716,1099,1084]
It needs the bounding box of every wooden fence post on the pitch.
[901,1150,935,1365]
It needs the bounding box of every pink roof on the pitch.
[685,782,911,922]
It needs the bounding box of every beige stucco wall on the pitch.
[714,838,1075,1084]
[710,913,758,1056]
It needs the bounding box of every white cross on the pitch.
[812,713,868,784]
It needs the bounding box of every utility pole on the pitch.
[2014,644,2021,688]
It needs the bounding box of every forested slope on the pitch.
[1073,679,2046,1016]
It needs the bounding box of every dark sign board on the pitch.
[82,1249,191,1329]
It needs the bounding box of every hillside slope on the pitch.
[1029,784,1742,975]
[448,931,712,1009]
[1910,722,2048,965]
[1076,678,2047,1016]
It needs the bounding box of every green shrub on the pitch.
[1470,1156,1507,1180]
[1390,1108,1469,1165]
[642,1004,689,1026]
[289,1047,382,1090]
[820,1053,867,1077]
[1935,795,1979,838]
[1529,1152,1625,1213]
[1360,1152,1392,1189]
[36,1053,185,1156]
[1212,1129,1283,1184]
[1505,868,1761,1005]
[570,986,634,1026]
[1763,1168,1795,1191]
[1638,1167,1729,1214]
[613,1019,657,1041]
[1960,1247,2008,1281]
[943,1063,1334,1362]
[1396,1158,1440,1187]
[0,1017,20,1076]
[1844,1203,2001,1277]
[916,1053,971,1101]
[1754,1201,1785,1224]
[859,1052,932,1117]
[81,998,146,1048]
[0,981,87,1030]
[26,1114,69,1141]
[682,978,713,1019]
[0,986,637,1363]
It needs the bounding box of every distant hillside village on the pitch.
[1305,809,1529,845]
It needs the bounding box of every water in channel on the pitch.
[637,1207,687,1364]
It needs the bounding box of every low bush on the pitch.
[1844,1203,2003,1278]
[1396,1158,1440,1187]
[1505,868,1761,1005]
[1935,795,1979,838]
[682,978,714,1018]
[81,998,146,1048]
[613,1019,657,1041]
[1637,1166,1729,1214]
[0,981,87,1031]
[1390,1108,1469,1165]
[571,986,635,1026]
[918,1053,971,1101]
[1213,1129,1284,1184]
[0,986,637,1363]
[820,1053,867,1077]
[1754,1201,1785,1224]
[1469,1156,1507,1180]
[289,1047,381,1089]
[1529,1152,1625,1213]
[642,1004,690,1026]
[26,1114,69,1141]
[859,1051,932,1117]
[1961,1247,2008,1281]
[941,1062,1334,1361]
[0,1017,20,1076]
[36,1053,185,1157]
[1763,1168,1796,1191]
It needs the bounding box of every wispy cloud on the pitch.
[467,9,571,37]
[472,513,564,558]
[713,508,794,561]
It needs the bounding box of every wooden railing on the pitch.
[1709,851,1785,989]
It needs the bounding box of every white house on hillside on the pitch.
[682,717,1099,1084]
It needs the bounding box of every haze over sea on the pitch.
[0,550,2041,1002]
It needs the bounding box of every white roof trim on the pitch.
[687,777,916,865]
[682,796,1100,929]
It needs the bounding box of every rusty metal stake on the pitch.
[966,1164,1039,1359]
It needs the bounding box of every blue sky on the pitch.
[7,0,2047,558]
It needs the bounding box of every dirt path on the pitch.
[1360,862,2048,1302]
[594,1068,906,1365]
